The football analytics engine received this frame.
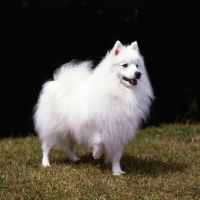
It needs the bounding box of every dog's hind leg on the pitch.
[67,137,80,162]
[42,142,51,167]
[92,133,103,159]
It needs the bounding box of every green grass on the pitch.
[0,124,200,199]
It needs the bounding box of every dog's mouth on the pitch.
[123,77,137,85]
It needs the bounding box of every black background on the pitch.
[1,0,200,136]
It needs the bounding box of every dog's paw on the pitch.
[42,162,51,167]
[92,149,102,160]
[42,156,51,167]
[93,154,101,159]
[112,170,126,176]
[70,157,81,162]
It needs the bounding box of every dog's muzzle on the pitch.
[123,72,142,85]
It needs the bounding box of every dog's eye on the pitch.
[136,64,139,68]
[122,63,128,68]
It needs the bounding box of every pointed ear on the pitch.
[131,41,139,51]
[112,40,123,56]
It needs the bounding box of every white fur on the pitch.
[34,41,154,175]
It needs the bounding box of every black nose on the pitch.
[135,71,141,79]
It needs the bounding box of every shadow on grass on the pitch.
[56,153,187,176]
[121,155,187,176]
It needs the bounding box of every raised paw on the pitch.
[92,147,102,160]
[93,152,101,160]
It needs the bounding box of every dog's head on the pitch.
[111,41,143,87]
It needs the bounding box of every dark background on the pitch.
[1,0,200,137]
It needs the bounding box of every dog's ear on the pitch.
[113,41,123,56]
[131,41,139,51]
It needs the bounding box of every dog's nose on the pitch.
[135,71,141,79]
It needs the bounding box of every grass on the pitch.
[0,123,200,199]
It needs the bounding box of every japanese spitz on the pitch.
[34,41,154,175]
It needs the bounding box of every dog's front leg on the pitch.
[111,145,125,175]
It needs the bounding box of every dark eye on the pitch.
[136,64,139,68]
[122,63,128,68]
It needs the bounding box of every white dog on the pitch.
[34,41,154,175]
